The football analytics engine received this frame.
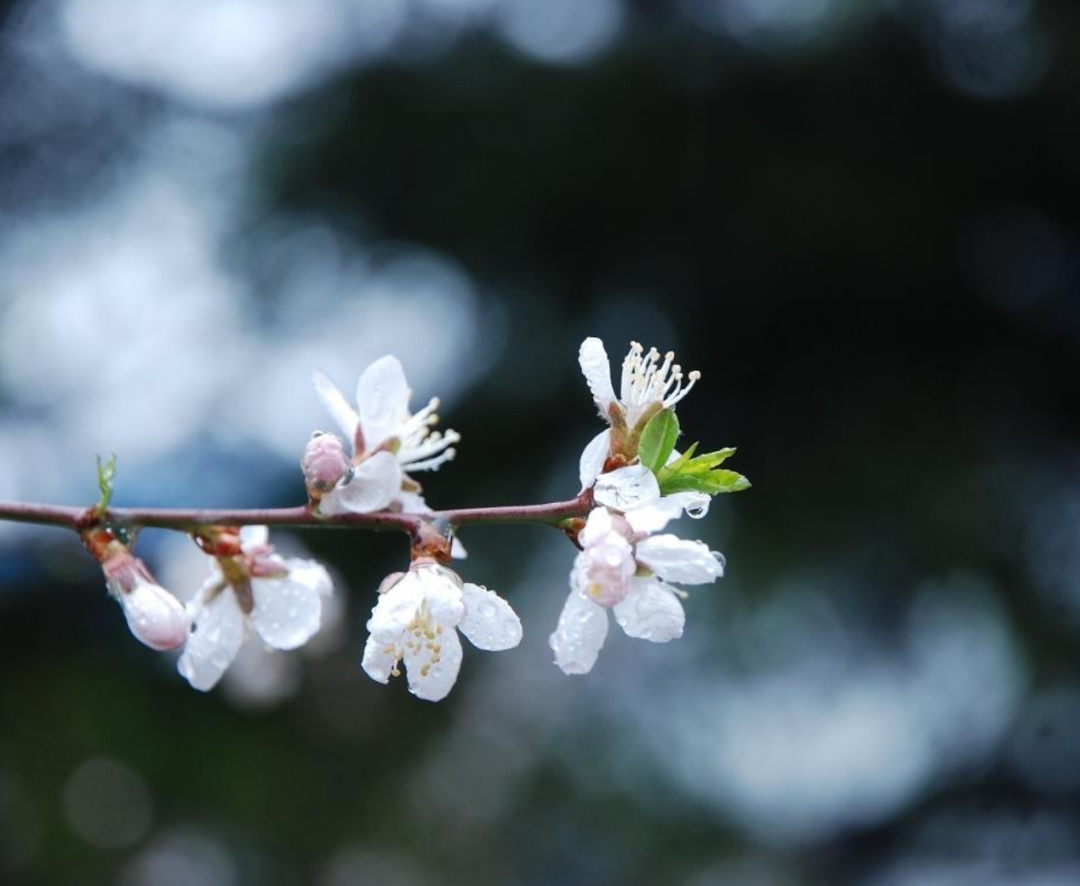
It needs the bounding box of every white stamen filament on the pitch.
[395,397,460,471]
[619,341,700,425]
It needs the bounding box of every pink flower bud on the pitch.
[301,433,350,494]
[103,550,190,651]
[118,578,191,651]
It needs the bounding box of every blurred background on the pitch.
[1,0,1079,883]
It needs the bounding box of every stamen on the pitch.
[618,341,700,424]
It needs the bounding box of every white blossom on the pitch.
[362,562,522,702]
[579,337,700,431]
[178,526,333,692]
[577,336,706,521]
[313,356,459,515]
[549,507,724,675]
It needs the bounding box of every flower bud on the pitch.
[301,433,350,496]
[118,578,191,651]
[103,550,189,651]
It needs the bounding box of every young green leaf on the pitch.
[656,439,749,497]
[660,469,750,496]
[95,453,117,516]
[680,447,737,475]
[656,441,699,484]
[637,408,680,473]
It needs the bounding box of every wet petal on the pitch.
[636,536,724,584]
[313,369,360,446]
[413,564,465,627]
[319,451,402,515]
[120,580,189,651]
[356,355,412,450]
[178,591,245,691]
[361,632,398,684]
[549,584,609,675]
[281,557,333,598]
[579,337,615,412]
[579,506,616,547]
[250,573,324,651]
[579,429,611,490]
[367,572,424,643]
[404,624,463,702]
[613,578,685,642]
[625,492,710,533]
[593,464,661,512]
[459,582,522,651]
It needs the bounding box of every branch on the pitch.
[0,493,592,537]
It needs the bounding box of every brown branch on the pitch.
[0,493,593,537]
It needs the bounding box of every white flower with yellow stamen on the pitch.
[361,562,522,701]
[579,336,700,433]
[312,355,460,515]
[549,507,724,675]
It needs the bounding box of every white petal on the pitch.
[396,489,433,515]
[413,564,465,627]
[613,578,685,642]
[281,557,333,597]
[636,535,724,584]
[178,592,245,691]
[450,534,468,560]
[239,525,269,548]
[579,505,616,547]
[458,583,522,651]
[361,632,398,684]
[579,429,611,490]
[313,369,360,447]
[549,585,609,675]
[625,491,711,533]
[319,451,402,515]
[593,464,661,512]
[120,581,189,651]
[356,355,412,450]
[367,573,424,643]
[404,624,463,702]
[579,337,616,413]
[250,573,324,651]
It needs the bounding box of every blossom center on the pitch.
[385,602,446,679]
[620,342,700,427]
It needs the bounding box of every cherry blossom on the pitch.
[549,507,724,675]
[579,336,700,427]
[576,336,707,510]
[178,526,333,691]
[361,561,522,701]
[312,356,459,515]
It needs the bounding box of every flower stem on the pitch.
[0,494,593,536]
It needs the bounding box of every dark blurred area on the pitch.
[2,0,1080,883]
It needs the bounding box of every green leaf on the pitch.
[95,453,117,516]
[681,447,737,475]
[656,438,749,497]
[661,469,751,496]
[656,441,699,484]
[637,408,680,473]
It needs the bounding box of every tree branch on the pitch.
[0,493,593,537]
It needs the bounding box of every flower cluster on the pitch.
[86,339,747,701]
